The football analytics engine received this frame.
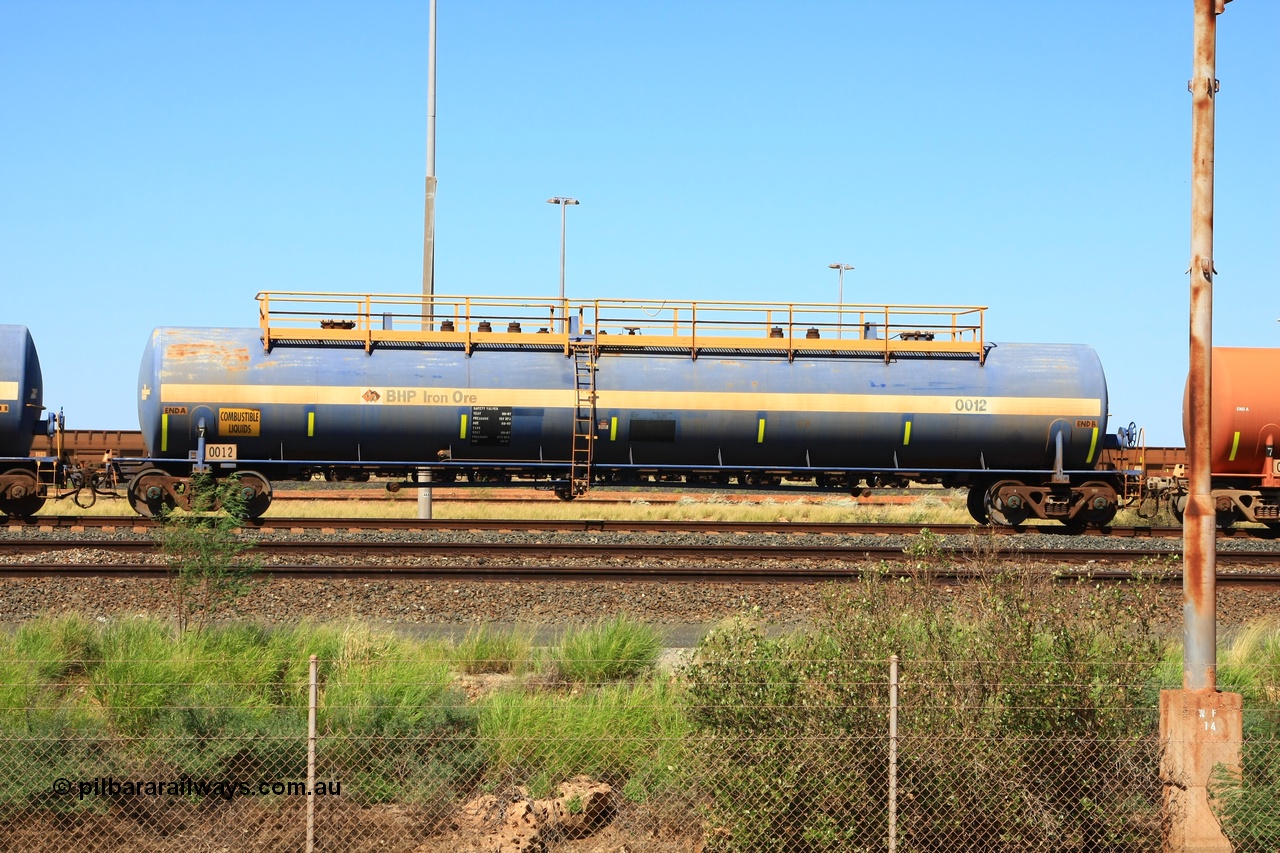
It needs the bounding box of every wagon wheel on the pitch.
[126,468,175,518]
[230,471,273,519]
[966,483,990,525]
[1076,480,1118,529]
[1,469,44,518]
[984,480,1029,527]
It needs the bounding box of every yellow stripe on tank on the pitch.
[161,414,169,452]
[1085,427,1099,464]
[757,419,766,443]
[610,416,617,441]
[459,414,468,439]
[0,381,19,400]
[307,412,315,437]
[903,420,912,446]
[1229,432,1240,462]
[161,383,1102,418]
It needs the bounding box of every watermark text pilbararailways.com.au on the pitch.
[52,777,341,801]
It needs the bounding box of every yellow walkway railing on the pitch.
[256,292,987,363]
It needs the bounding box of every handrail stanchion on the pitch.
[883,306,891,363]
[787,303,795,362]
[260,293,272,352]
[690,303,697,358]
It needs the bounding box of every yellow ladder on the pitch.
[570,344,597,495]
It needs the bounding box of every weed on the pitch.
[683,570,1168,850]
[155,473,261,637]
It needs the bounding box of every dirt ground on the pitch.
[0,799,705,853]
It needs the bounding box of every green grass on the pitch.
[451,624,535,675]
[5,608,1280,824]
[476,677,687,799]
[0,614,681,808]
[552,615,663,683]
[1154,618,1280,699]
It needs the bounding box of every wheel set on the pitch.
[966,479,1119,529]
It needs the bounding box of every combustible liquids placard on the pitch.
[219,408,261,437]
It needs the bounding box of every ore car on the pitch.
[129,293,1123,526]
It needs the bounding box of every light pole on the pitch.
[547,197,579,329]
[828,263,854,338]
[421,0,437,332]
[418,0,438,522]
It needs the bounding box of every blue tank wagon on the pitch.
[0,325,58,516]
[130,294,1121,525]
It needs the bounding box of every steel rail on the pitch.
[6,515,1280,540]
[2,538,1279,567]
[4,560,1280,583]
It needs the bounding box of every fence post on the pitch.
[307,654,318,853]
[888,654,899,853]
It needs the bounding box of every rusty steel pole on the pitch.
[1184,0,1229,692]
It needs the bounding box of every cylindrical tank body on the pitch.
[1183,347,1280,476]
[0,325,43,458]
[139,327,1110,476]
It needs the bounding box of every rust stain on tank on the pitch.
[164,342,252,370]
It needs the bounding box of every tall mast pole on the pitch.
[1183,0,1225,692]
[418,0,438,521]
[421,0,437,328]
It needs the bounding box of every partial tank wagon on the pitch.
[0,324,43,459]
[1175,347,1280,527]
[0,324,82,516]
[128,293,1123,526]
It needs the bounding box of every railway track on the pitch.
[5,514,1279,540]
[4,557,1280,582]
[4,534,1280,573]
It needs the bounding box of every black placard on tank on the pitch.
[470,406,513,446]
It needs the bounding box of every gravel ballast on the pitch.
[3,525,1279,633]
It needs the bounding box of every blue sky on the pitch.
[3,1,1276,445]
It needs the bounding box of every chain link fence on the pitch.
[2,656,1278,852]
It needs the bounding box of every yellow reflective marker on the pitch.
[903,420,912,446]
[307,412,315,437]
[610,416,617,441]
[460,414,468,439]
[1229,431,1240,462]
[757,418,766,443]
[1085,427,1099,464]
[161,414,169,452]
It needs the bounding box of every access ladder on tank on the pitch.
[569,343,597,496]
